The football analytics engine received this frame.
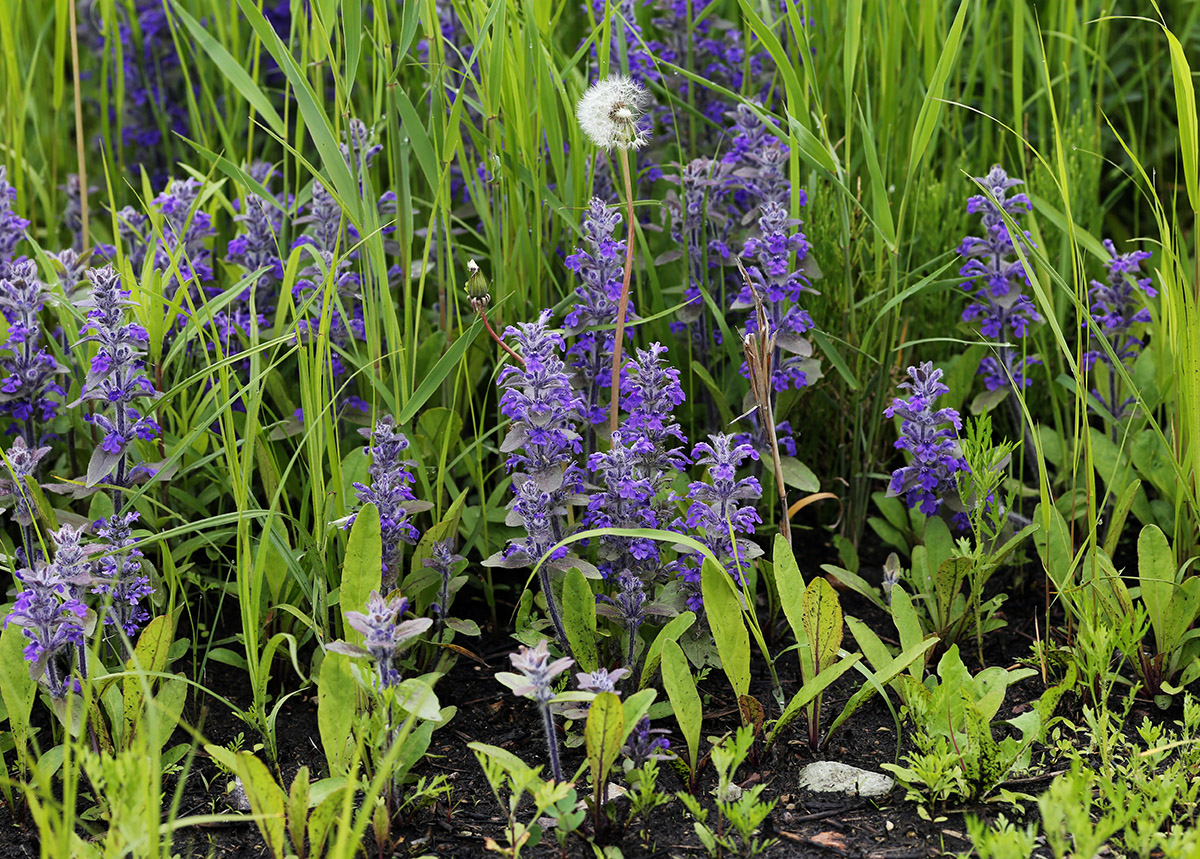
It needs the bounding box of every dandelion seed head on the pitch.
[577,75,651,151]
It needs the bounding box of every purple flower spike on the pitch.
[0,166,31,280]
[733,201,817,391]
[671,434,763,610]
[5,560,87,699]
[585,432,662,576]
[884,362,968,516]
[623,716,673,766]
[498,310,586,490]
[425,540,466,618]
[0,260,67,429]
[1084,239,1156,426]
[92,512,154,639]
[347,416,423,589]
[329,589,432,688]
[957,165,1042,390]
[565,198,632,428]
[506,640,574,705]
[76,264,161,486]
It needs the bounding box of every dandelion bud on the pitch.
[465,258,490,311]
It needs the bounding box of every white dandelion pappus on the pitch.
[576,75,651,151]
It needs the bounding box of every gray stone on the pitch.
[797,761,894,797]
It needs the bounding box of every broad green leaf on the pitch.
[585,692,624,794]
[845,615,894,672]
[801,577,843,675]
[124,615,175,746]
[700,556,750,699]
[778,456,820,493]
[562,568,598,673]
[639,612,695,689]
[774,534,807,653]
[287,767,309,854]
[342,503,382,644]
[317,652,356,777]
[1139,524,1178,653]
[661,639,701,774]
[0,624,36,765]
[890,586,928,680]
[935,558,972,629]
[393,678,442,722]
[620,689,657,749]
[236,752,287,857]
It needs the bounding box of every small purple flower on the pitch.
[958,165,1042,390]
[883,362,968,516]
[0,261,67,429]
[346,416,423,589]
[48,248,92,297]
[1083,239,1156,426]
[0,166,31,280]
[75,265,160,486]
[623,716,673,766]
[3,436,52,527]
[733,201,817,391]
[92,512,154,639]
[425,540,466,618]
[671,434,763,609]
[500,639,574,782]
[226,164,287,285]
[5,560,87,698]
[328,589,432,688]
[576,666,629,695]
[506,639,574,705]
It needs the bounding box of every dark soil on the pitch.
[0,531,1166,858]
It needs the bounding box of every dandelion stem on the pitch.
[68,0,89,252]
[608,148,636,437]
[476,306,525,369]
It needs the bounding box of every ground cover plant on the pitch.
[0,0,1199,856]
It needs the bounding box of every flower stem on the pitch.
[539,701,564,783]
[539,563,570,658]
[68,0,89,252]
[476,306,525,369]
[609,149,636,437]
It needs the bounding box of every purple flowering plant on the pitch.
[884,362,968,518]
[75,265,162,489]
[343,415,431,591]
[1083,239,1156,432]
[957,165,1043,395]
